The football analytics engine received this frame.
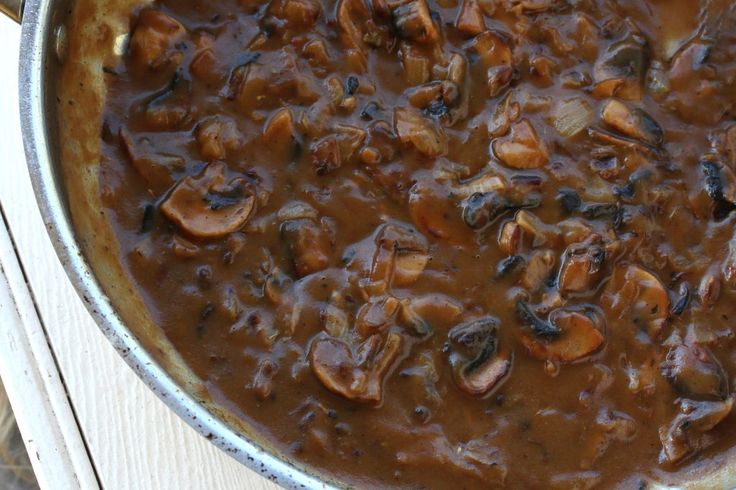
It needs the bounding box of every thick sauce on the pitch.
[98,0,736,487]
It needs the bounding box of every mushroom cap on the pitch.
[519,306,606,363]
[160,161,255,239]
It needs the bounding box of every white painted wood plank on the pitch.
[0,212,99,490]
[0,18,278,490]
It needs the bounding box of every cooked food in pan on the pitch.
[95,0,736,486]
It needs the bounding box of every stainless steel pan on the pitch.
[2,1,736,489]
[0,1,334,487]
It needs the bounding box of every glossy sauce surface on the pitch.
[99,0,736,487]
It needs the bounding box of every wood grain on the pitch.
[0,18,278,490]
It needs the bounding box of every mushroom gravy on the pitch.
[98,0,736,487]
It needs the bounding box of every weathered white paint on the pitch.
[0,18,277,490]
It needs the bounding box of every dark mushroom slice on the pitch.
[558,237,606,295]
[591,40,647,101]
[390,0,439,44]
[461,189,540,230]
[661,343,728,400]
[448,317,512,398]
[701,157,736,221]
[309,332,403,404]
[587,126,665,159]
[659,397,734,465]
[600,99,663,146]
[493,119,549,169]
[160,162,256,239]
[518,305,605,363]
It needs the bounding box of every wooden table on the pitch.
[0,18,277,490]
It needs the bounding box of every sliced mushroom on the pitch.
[701,157,736,222]
[513,209,562,247]
[488,91,521,138]
[129,9,185,71]
[498,221,523,255]
[394,107,448,157]
[264,267,294,305]
[263,108,297,159]
[461,189,540,230]
[280,218,331,277]
[698,273,721,306]
[558,237,606,295]
[455,0,485,36]
[518,305,605,363]
[409,176,471,242]
[520,249,556,292]
[269,0,322,29]
[493,119,549,169]
[367,222,429,294]
[197,116,243,161]
[465,30,514,97]
[600,264,670,339]
[591,40,647,101]
[309,332,403,404]
[160,162,256,239]
[659,397,734,465]
[390,0,439,44]
[310,124,366,175]
[448,317,512,398]
[587,126,665,159]
[661,343,728,400]
[119,127,182,191]
[336,0,372,71]
[600,99,663,146]
[356,295,401,337]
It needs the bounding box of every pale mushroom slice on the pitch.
[309,332,403,404]
[355,295,401,338]
[455,0,485,36]
[278,202,332,277]
[600,263,670,339]
[492,119,549,169]
[129,9,186,71]
[600,99,663,146]
[661,343,728,400]
[160,162,256,239]
[447,317,512,398]
[659,397,734,465]
[465,30,514,97]
[394,107,448,157]
[557,236,606,295]
[517,304,605,363]
[336,0,372,71]
[367,222,430,294]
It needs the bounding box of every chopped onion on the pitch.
[552,97,594,137]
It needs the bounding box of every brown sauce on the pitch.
[98,0,736,487]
